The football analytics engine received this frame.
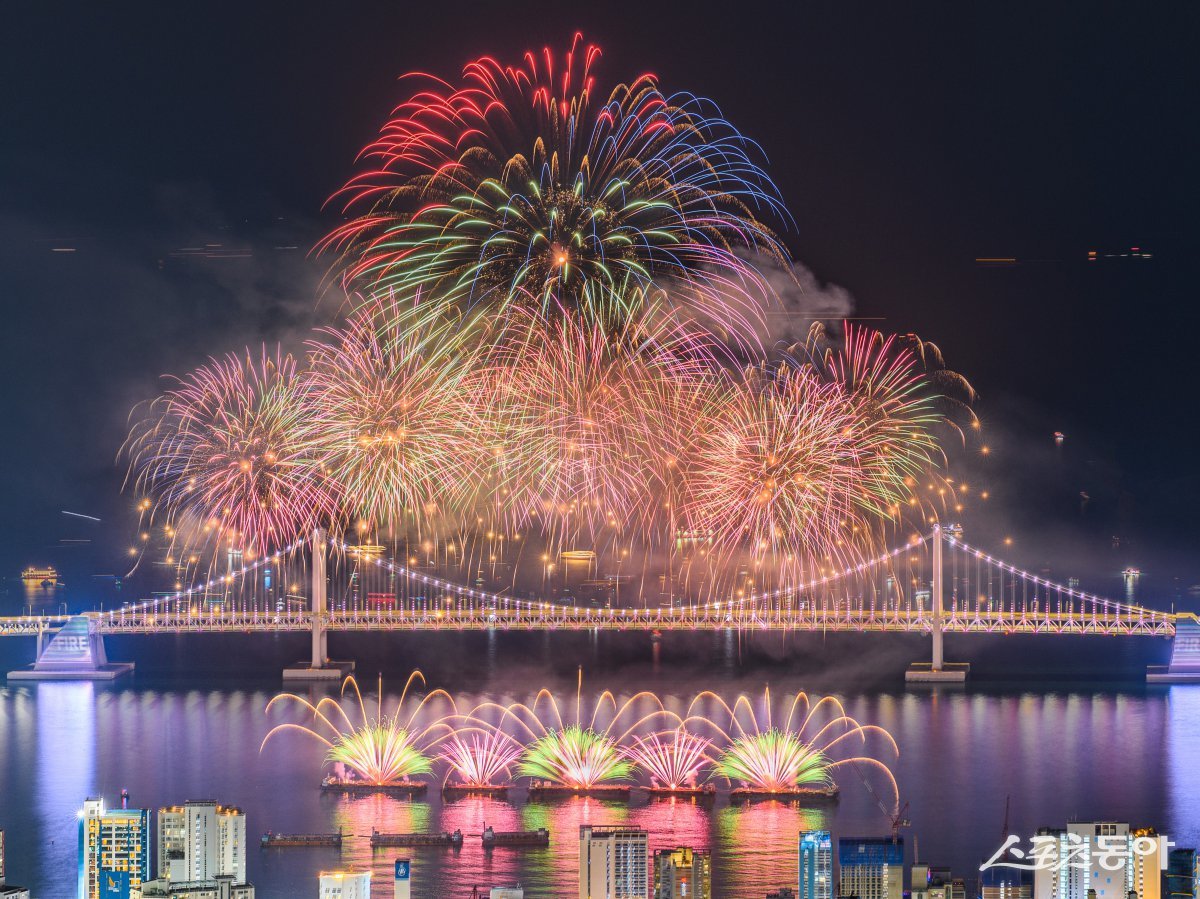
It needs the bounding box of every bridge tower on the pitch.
[282,528,354,682]
[906,524,969,683]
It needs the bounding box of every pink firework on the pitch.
[303,296,489,529]
[470,306,720,541]
[127,347,340,554]
[623,728,714,789]
[437,726,525,787]
[682,362,864,566]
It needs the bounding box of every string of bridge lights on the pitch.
[107,534,313,620]
[98,528,1164,625]
[944,533,1163,620]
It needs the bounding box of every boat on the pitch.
[442,782,510,799]
[371,828,463,848]
[321,775,428,796]
[729,785,840,803]
[22,566,57,585]
[526,780,630,800]
[481,826,550,849]
[260,830,342,848]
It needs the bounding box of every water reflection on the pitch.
[0,682,1193,898]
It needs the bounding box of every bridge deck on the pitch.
[0,609,1175,637]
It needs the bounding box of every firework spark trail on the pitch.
[320,33,788,349]
[126,347,341,555]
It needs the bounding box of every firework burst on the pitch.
[261,672,452,786]
[321,33,787,346]
[622,727,714,789]
[682,362,865,567]
[125,347,340,555]
[471,305,722,540]
[303,296,487,530]
[497,671,676,789]
[438,725,524,788]
[689,688,900,800]
[517,723,634,788]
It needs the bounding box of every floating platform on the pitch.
[643,785,717,800]
[321,777,427,796]
[261,831,342,848]
[482,826,550,849]
[1147,665,1200,684]
[282,660,355,681]
[442,783,510,799]
[526,782,631,800]
[8,662,134,681]
[905,662,970,683]
[371,828,463,848]
[729,785,839,803]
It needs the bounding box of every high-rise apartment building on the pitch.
[579,825,649,899]
[653,847,711,899]
[319,870,371,899]
[837,838,904,899]
[77,797,150,899]
[1166,849,1199,899]
[1031,824,1163,899]
[156,802,247,884]
[800,831,833,899]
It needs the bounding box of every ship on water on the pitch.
[21,566,58,587]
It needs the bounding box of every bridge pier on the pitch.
[8,616,134,681]
[283,528,353,682]
[1148,614,1200,683]
[907,524,968,684]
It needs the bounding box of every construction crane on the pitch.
[850,759,910,841]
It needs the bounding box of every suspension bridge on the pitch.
[2,525,1196,683]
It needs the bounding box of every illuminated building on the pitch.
[799,831,833,899]
[156,802,247,884]
[140,878,254,898]
[579,825,649,899]
[393,859,410,899]
[837,838,903,899]
[490,889,524,899]
[0,828,29,898]
[77,797,150,899]
[979,862,1032,899]
[1166,849,1199,899]
[913,865,967,899]
[653,846,711,899]
[319,870,371,899]
[1031,823,1163,899]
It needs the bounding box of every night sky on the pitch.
[2,3,1198,600]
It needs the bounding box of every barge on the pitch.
[321,775,428,796]
[481,826,550,849]
[261,830,343,848]
[728,785,840,803]
[371,828,463,848]
[442,782,510,799]
[526,780,631,800]
[643,784,717,800]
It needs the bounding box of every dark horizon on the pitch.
[3,3,1198,605]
